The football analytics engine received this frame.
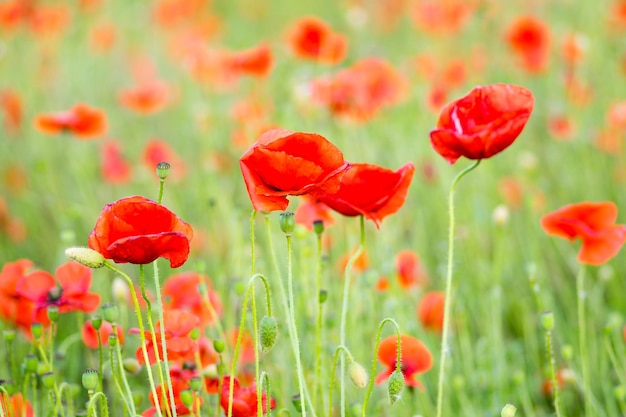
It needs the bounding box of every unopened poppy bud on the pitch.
[65,247,106,269]
[123,358,142,375]
[3,329,15,342]
[82,369,99,391]
[37,362,50,375]
[24,354,38,373]
[349,402,362,417]
[348,362,368,388]
[387,370,405,405]
[108,333,118,347]
[540,311,554,331]
[561,344,574,361]
[319,289,328,304]
[259,316,278,352]
[189,376,203,392]
[47,305,59,322]
[112,277,129,303]
[501,403,517,417]
[190,327,200,341]
[492,205,510,226]
[156,161,171,180]
[132,392,143,407]
[280,212,296,235]
[213,339,225,353]
[201,364,218,379]
[180,389,194,407]
[313,220,324,235]
[102,303,119,323]
[91,315,103,330]
[41,372,56,389]
[292,393,303,413]
[31,323,43,339]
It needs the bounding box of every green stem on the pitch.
[96,327,104,392]
[105,262,163,417]
[328,345,355,417]
[577,265,592,417]
[111,324,136,416]
[362,318,402,417]
[339,216,365,417]
[545,326,564,417]
[435,159,481,417]
[314,229,324,411]
[87,391,110,417]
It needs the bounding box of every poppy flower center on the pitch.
[47,286,63,302]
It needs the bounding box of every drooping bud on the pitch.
[123,358,142,375]
[112,277,130,303]
[387,370,405,405]
[180,390,194,407]
[501,403,517,417]
[280,212,295,235]
[82,369,99,391]
[65,247,106,269]
[259,316,278,352]
[348,361,368,388]
[156,162,171,180]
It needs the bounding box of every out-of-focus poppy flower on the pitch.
[240,128,350,212]
[376,334,433,388]
[395,249,428,288]
[506,16,550,73]
[143,139,187,180]
[339,248,369,274]
[542,368,573,397]
[101,140,132,184]
[88,196,193,268]
[561,32,587,65]
[287,16,347,64]
[29,4,70,38]
[89,21,116,52]
[82,320,124,349]
[541,201,626,265]
[294,195,335,231]
[0,1,28,32]
[1,392,34,417]
[152,0,204,30]
[0,89,22,134]
[0,198,27,243]
[498,177,524,209]
[163,272,222,328]
[142,375,199,417]
[35,104,107,139]
[564,75,593,106]
[118,80,170,114]
[3,163,28,194]
[609,0,626,28]
[548,113,575,141]
[134,309,199,365]
[607,101,626,130]
[220,376,276,417]
[224,43,273,78]
[410,0,473,35]
[376,276,390,291]
[311,58,406,121]
[430,84,534,164]
[427,84,448,113]
[418,291,445,332]
[0,259,35,332]
[17,262,101,325]
[317,162,414,228]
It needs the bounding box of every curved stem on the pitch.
[339,216,366,417]
[328,345,355,417]
[435,159,481,417]
[362,318,402,417]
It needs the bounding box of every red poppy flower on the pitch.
[1,392,33,417]
[395,249,429,288]
[418,291,445,332]
[429,84,534,164]
[224,43,273,78]
[143,139,187,180]
[317,162,415,227]
[220,376,276,417]
[410,0,473,35]
[143,376,199,417]
[101,140,132,184]
[16,262,101,324]
[82,320,125,349]
[287,16,347,64]
[118,80,170,114]
[294,195,335,231]
[376,334,433,389]
[89,196,193,268]
[134,309,199,365]
[541,202,626,265]
[505,16,550,73]
[35,104,107,139]
[0,259,36,331]
[163,272,222,328]
[240,128,350,212]
[0,89,22,134]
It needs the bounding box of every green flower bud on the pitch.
[37,362,50,375]
[292,393,303,413]
[82,369,99,391]
[132,392,143,407]
[561,344,574,361]
[348,402,362,417]
[47,305,59,323]
[319,289,328,304]
[213,339,226,354]
[108,333,118,347]
[31,323,43,339]
[102,303,119,323]
[387,370,405,405]
[313,220,324,235]
[41,372,56,389]
[280,212,295,235]
[615,385,626,401]
[65,247,106,269]
[24,354,38,373]
[190,327,200,341]
[122,358,142,375]
[156,161,171,180]
[348,362,368,388]
[3,329,16,342]
[259,316,278,352]
[91,315,103,330]
[540,311,554,332]
[189,376,203,392]
[180,390,194,407]
[501,403,517,417]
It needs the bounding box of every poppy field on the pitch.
[3,0,626,416]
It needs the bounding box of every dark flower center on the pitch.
[47,286,63,302]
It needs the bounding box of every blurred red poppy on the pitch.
[317,162,415,228]
[143,139,187,180]
[143,374,199,417]
[410,0,473,35]
[220,376,276,417]
[506,16,550,73]
[118,80,170,114]
[16,262,101,324]
[430,84,534,164]
[82,320,124,349]
[395,249,428,288]
[376,334,433,388]
[224,43,273,78]
[418,291,445,332]
[287,16,347,64]
[541,201,626,265]
[0,89,22,134]
[0,259,36,332]
[101,140,132,184]
[35,104,107,139]
[1,392,33,417]
[294,195,335,231]
[163,272,222,328]
[88,196,193,268]
[240,128,350,212]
